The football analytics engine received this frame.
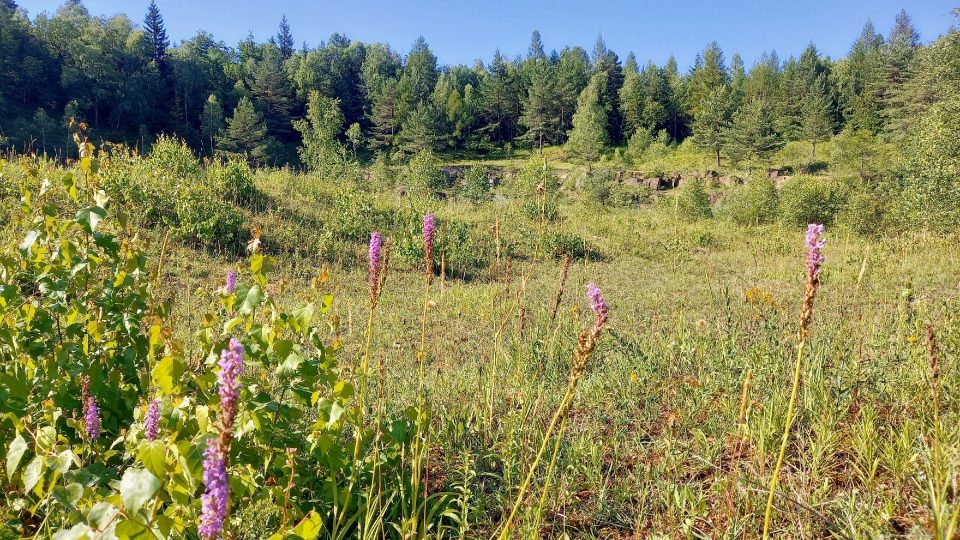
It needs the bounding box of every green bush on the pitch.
[460,166,491,203]
[676,178,713,220]
[175,181,246,250]
[208,157,258,208]
[779,176,847,225]
[723,176,779,225]
[575,167,615,205]
[838,180,893,235]
[544,230,597,260]
[404,150,446,197]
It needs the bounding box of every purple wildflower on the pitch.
[218,339,245,431]
[84,396,100,441]
[225,270,237,294]
[805,224,826,280]
[199,443,228,540]
[586,283,609,325]
[369,231,382,302]
[423,213,435,258]
[145,399,161,441]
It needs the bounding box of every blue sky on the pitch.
[21,0,959,69]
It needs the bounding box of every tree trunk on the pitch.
[716,149,721,168]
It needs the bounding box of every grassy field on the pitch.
[3,146,960,538]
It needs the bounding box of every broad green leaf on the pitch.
[87,502,119,530]
[137,441,166,480]
[291,510,323,540]
[76,206,106,233]
[52,524,92,540]
[114,518,154,538]
[119,468,161,515]
[23,455,44,493]
[6,435,27,482]
[19,230,40,255]
[152,356,184,394]
[239,284,264,314]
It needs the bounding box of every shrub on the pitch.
[208,157,258,208]
[779,176,847,225]
[575,167,615,205]
[175,181,246,250]
[460,166,491,203]
[676,178,713,220]
[724,176,779,225]
[544,230,597,260]
[405,150,446,197]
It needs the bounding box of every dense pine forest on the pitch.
[0,2,956,166]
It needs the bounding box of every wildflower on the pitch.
[805,224,825,280]
[423,213,435,261]
[199,443,227,539]
[586,283,609,325]
[145,399,161,441]
[84,396,100,441]
[218,339,245,431]
[369,231,382,304]
[225,270,237,294]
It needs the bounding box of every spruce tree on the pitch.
[277,16,294,59]
[520,33,555,153]
[724,97,783,170]
[801,75,834,159]
[691,86,732,168]
[565,72,608,162]
[143,1,169,64]
[220,97,270,163]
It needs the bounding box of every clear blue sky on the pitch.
[21,0,959,68]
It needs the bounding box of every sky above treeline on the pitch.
[20,0,960,68]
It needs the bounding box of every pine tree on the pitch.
[801,75,833,159]
[277,15,294,59]
[143,1,169,64]
[618,53,644,138]
[565,72,608,162]
[403,36,439,107]
[555,46,591,142]
[724,97,783,170]
[591,34,624,142]
[687,42,729,118]
[692,86,732,168]
[220,97,270,163]
[247,44,294,142]
[481,50,520,143]
[520,32,555,152]
[397,102,439,154]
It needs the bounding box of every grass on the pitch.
[150,171,960,536]
[3,145,960,537]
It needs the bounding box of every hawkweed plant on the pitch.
[762,224,824,538]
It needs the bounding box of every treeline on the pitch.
[0,1,956,168]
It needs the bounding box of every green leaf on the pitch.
[291,510,323,540]
[87,501,119,530]
[239,284,264,314]
[137,441,166,480]
[114,518,155,538]
[119,468,161,515]
[19,230,40,256]
[152,356,184,394]
[75,206,107,233]
[23,455,44,493]
[6,435,27,482]
[52,524,93,540]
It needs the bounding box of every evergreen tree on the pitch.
[481,50,520,143]
[403,36,439,107]
[247,44,294,142]
[618,53,644,138]
[686,42,729,118]
[554,46,591,142]
[520,32,555,152]
[691,86,732,168]
[724,97,783,170]
[591,34,624,142]
[277,15,294,59]
[143,0,169,64]
[565,71,608,162]
[220,96,270,163]
[397,102,439,154]
[801,74,833,159]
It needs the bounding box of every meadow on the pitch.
[1,134,960,540]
